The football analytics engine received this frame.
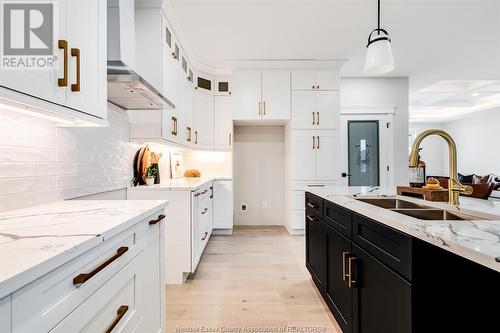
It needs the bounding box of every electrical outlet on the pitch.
[261,201,268,209]
[241,204,247,212]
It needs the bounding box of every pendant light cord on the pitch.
[377,0,381,35]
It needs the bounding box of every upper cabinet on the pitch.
[215,78,231,96]
[193,77,215,150]
[291,91,340,130]
[214,95,233,151]
[292,70,340,91]
[233,70,291,121]
[0,0,107,120]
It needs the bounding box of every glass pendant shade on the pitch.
[363,29,395,76]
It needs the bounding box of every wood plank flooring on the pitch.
[166,226,341,333]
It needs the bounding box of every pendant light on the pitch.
[363,0,395,75]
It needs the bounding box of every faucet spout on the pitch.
[409,129,472,205]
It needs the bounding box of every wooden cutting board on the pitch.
[397,186,449,202]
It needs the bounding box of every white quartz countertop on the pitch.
[0,200,168,298]
[307,186,500,273]
[128,176,232,191]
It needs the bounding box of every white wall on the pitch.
[233,126,284,226]
[341,77,409,185]
[0,104,132,212]
[409,122,446,176]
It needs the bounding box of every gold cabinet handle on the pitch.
[312,85,315,90]
[316,136,320,149]
[306,214,317,222]
[187,127,192,142]
[317,85,320,89]
[73,247,128,285]
[312,136,315,149]
[347,257,357,288]
[263,101,266,115]
[258,101,262,115]
[171,52,177,59]
[104,305,129,333]
[342,252,351,281]
[316,112,319,125]
[201,207,208,215]
[70,48,80,92]
[307,202,318,209]
[195,131,198,144]
[171,117,177,135]
[201,232,208,241]
[312,112,315,125]
[149,214,166,225]
[229,133,232,146]
[58,40,68,87]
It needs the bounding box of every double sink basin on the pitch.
[356,198,484,221]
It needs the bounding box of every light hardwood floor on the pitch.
[166,226,341,333]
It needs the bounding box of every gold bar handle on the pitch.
[70,48,80,92]
[58,40,68,87]
[187,127,192,142]
[342,252,351,281]
[312,112,315,125]
[306,214,317,222]
[307,202,318,209]
[171,117,177,136]
[104,305,129,333]
[312,136,315,149]
[316,136,320,149]
[316,112,319,125]
[348,257,357,288]
[73,247,128,285]
[149,214,166,225]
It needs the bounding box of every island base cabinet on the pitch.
[305,212,325,290]
[0,296,11,333]
[350,243,412,333]
[50,254,144,333]
[324,224,352,333]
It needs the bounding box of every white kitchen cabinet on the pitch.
[0,0,107,120]
[0,296,10,333]
[288,130,341,181]
[233,70,291,120]
[291,91,340,129]
[162,15,179,107]
[292,69,339,91]
[192,187,213,269]
[193,88,215,149]
[214,96,233,151]
[233,70,262,120]
[213,180,234,232]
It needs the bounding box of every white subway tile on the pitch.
[0,147,56,163]
[35,163,77,176]
[0,164,34,178]
[0,193,33,211]
[57,174,92,188]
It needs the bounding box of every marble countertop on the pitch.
[307,186,500,273]
[128,176,232,191]
[0,200,168,298]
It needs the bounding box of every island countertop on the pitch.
[0,200,168,298]
[306,186,500,273]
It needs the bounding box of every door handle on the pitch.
[263,101,266,115]
[149,214,166,225]
[342,252,351,281]
[57,40,68,87]
[171,117,177,135]
[201,207,208,215]
[316,112,320,125]
[187,127,192,142]
[306,214,317,222]
[316,136,320,149]
[229,133,232,146]
[73,247,128,285]
[195,131,198,144]
[312,112,315,125]
[307,202,318,209]
[258,101,262,115]
[70,48,80,92]
[341,173,352,178]
[312,136,315,149]
[104,305,129,333]
[347,256,357,288]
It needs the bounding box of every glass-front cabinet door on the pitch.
[347,121,380,186]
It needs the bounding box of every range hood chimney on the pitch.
[107,0,174,110]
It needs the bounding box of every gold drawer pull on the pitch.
[312,112,315,125]
[316,112,319,125]
[342,252,351,281]
[306,214,317,222]
[201,208,208,215]
[201,232,208,240]
[187,127,192,142]
[73,247,128,285]
[307,202,318,209]
[104,305,129,333]
[171,117,177,135]
[195,131,198,144]
[70,48,80,92]
[58,40,68,87]
[347,256,357,288]
[149,214,166,225]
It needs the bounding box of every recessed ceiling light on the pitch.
[472,92,479,97]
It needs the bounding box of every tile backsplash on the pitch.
[0,103,132,212]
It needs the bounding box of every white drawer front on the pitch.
[11,213,155,333]
[50,254,143,333]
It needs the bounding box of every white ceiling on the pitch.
[169,0,500,94]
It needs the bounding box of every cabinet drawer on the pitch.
[324,201,352,238]
[352,213,412,280]
[305,192,323,218]
[11,217,151,332]
[50,254,143,333]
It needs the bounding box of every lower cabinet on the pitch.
[305,212,325,289]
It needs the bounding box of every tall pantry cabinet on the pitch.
[285,69,342,234]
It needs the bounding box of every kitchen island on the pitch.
[0,200,167,332]
[305,186,500,333]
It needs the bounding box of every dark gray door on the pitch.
[348,121,380,186]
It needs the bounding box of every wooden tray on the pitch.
[397,186,449,202]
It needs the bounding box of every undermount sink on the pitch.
[356,198,428,210]
[392,209,481,221]
[356,197,487,221]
